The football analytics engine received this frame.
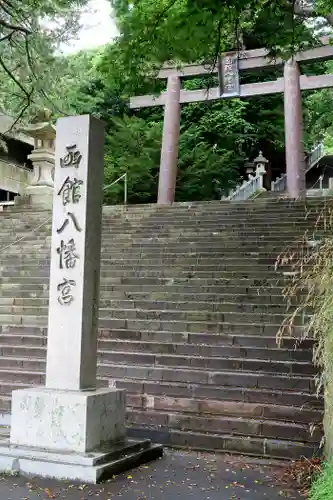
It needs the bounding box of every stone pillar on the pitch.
[0,115,162,482]
[16,109,56,209]
[284,59,306,198]
[157,76,181,204]
[9,115,126,464]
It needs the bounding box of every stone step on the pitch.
[98,237,319,248]
[2,202,326,217]
[0,314,305,334]
[0,269,298,282]
[0,260,291,272]
[0,261,288,272]
[0,338,312,362]
[0,265,290,278]
[0,335,47,347]
[0,243,312,259]
[0,344,47,357]
[0,199,324,460]
[0,222,307,237]
[98,233,323,243]
[4,279,282,293]
[98,339,312,362]
[2,206,322,216]
[0,212,321,222]
[99,326,305,343]
[0,247,314,261]
[0,356,45,371]
[0,376,322,413]
[97,309,305,326]
[97,350,314,375]
[0,246,305,259]
[0,378,322,426]
[0,395,11,412]
[98,363,314,392]
[0,349,313,376]
[0,273,286,284]
[0,222,323,237]
[0,294,300,317]
[0,327,312,349]
[0,254,282,263]
[0,297,296,313]
[0,362,315,394]
[114,378,323,409]
[0,292,296,306]
[0,304,300,321]
[0,368,44,385]
[125,392,322,424]
[101,329,313,349]
[126,418,319,459]
[0,325,47,335]
[126,408,321,443]
[0,274,296,288]
[98,249,308,260]
[0,283,289,298]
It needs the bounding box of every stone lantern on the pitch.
[16,108,56,209]
[253,151,270,190]
[253,151,268,174]
[245,161,255,176]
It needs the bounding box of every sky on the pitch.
[64,0,118,53]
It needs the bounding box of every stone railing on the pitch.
[226,165,266,201]
[271,174,286,193]
[308,143,324,169]
[0,159,33,195]
[271,143,325,193]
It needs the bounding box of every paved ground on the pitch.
[0,450,303,499]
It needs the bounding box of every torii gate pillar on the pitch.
[284,59,306,199]
[157,76,181,204]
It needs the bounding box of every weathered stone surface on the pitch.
[0,198,329,459]
[10,387,126,453]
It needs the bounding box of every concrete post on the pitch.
[157,76,181,204]
[284,59,306,198]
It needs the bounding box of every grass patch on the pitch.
[309,461,333,500]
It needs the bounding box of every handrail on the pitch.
[224,165,266,201]
[0,157,33,172]
[271,142,325,193]
[103,173,128,205]
[0,216,52,253]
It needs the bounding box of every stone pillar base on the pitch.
[15,185,53,209]
[10,387,126,453]
[0,386,163,483]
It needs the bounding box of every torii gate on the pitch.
[130,38,333,204]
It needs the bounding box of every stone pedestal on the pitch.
[10,388,126,453]
[2,114,163,483]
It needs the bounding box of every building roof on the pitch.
[0,114,34,146]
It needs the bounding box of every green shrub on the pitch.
[309,461,333,500]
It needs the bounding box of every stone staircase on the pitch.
[0,199,327,459]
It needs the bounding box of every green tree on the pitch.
[104,0,333,93]
[103,115,162,204]
[177,98,256,200]
[0,0,90,118]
